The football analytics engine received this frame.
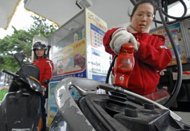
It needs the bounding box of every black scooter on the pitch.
[0,53,44,131]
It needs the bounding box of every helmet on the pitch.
[33,42,47,51]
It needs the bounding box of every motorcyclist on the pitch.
[103,0,172,98]
[32,41,54,131]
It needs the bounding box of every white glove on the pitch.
[109,28,139,54]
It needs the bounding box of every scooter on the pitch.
[0,53,44,131]
[50,77,190,131]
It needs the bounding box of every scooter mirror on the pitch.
[14,53,25,66]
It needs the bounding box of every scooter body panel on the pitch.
[0,91,42,131]
[50,77,190,131]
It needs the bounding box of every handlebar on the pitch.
[2,70,18,77]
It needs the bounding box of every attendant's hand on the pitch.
[109,28,139,54]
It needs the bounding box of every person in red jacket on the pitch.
[103,0,172,97]
[32,42,54,89]
[32,41,54,131]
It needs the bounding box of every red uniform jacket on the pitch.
[33,57,54,88]
[103,28,172,95]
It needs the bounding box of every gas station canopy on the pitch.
[0,0,134,29]
[0,0,187,29]
[24,0,134,28]
[0,0,21,29]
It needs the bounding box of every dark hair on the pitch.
[130,0,157,17]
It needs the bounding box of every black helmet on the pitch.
[33,42,47,51]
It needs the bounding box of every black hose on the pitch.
[157,0,183,108]
[46,45,51,58]
[105,55,117,84]
[154,0,187,24]
[162,0,187,19]
[105,0,184,107]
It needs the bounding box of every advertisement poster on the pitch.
[47,81,59,127]
[85,9,111,82]
[152,22,188,65]
[51,39,86,81]
[181,18,190,59]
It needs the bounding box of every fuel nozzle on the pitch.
[113,43,135,88]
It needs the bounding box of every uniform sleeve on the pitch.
[137,35,172,71]
[103,27,119,54]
